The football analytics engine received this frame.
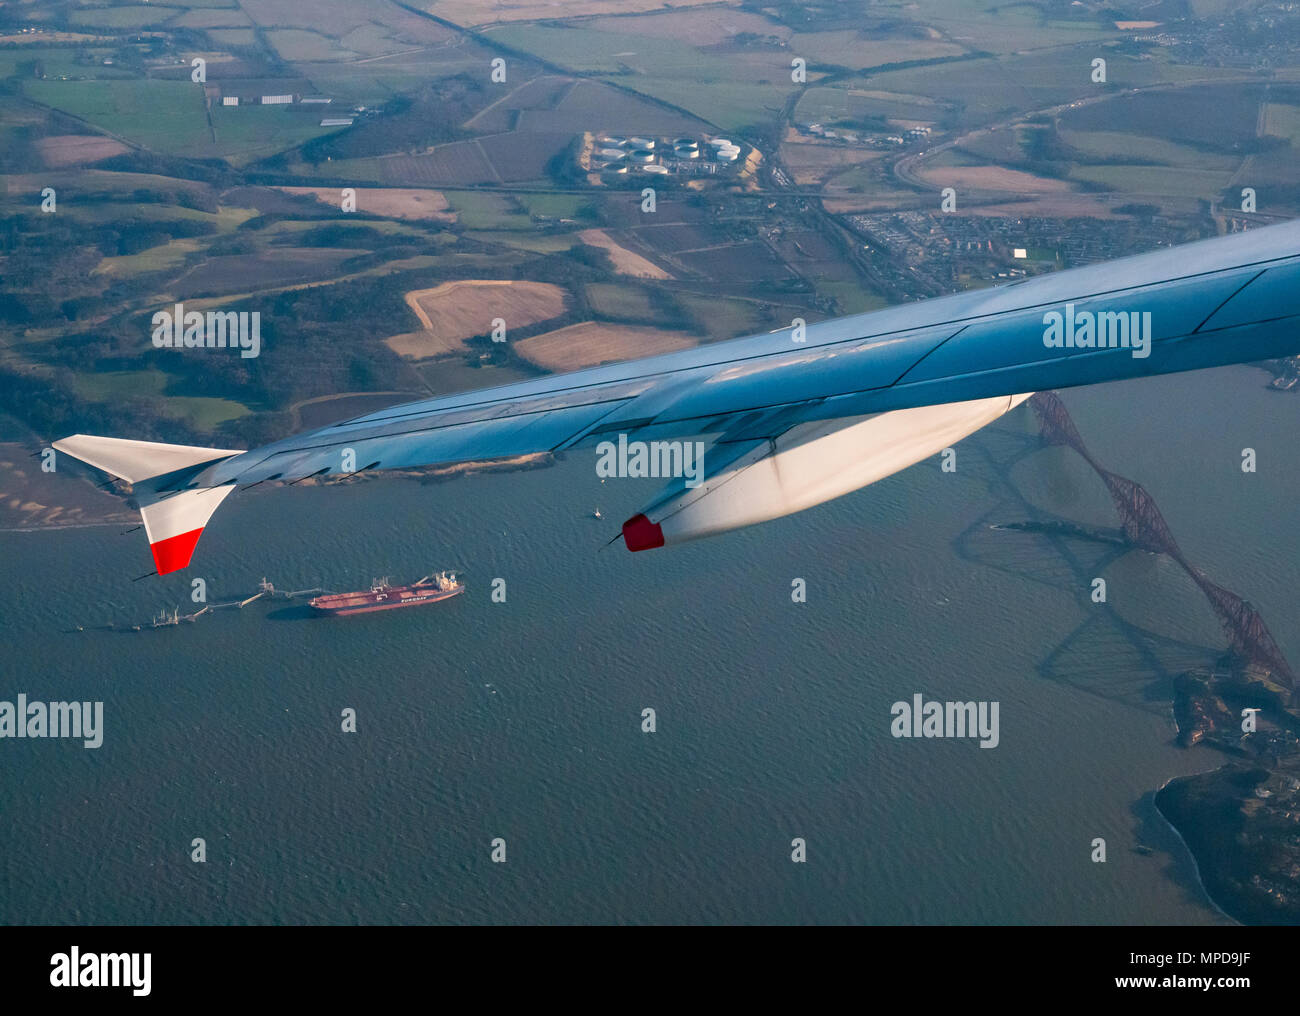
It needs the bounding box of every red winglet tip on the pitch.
[149,527,203,575]
[621,513,664,552]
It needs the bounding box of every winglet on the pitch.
[140,486,236,574]
[52,435,246,574]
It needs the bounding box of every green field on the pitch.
[796,86,945,127]
[816,280,890,316]
[599,76,792,131]
[894,0,1121,53]
[60,202,257,229]
[585,283,655,321]
[163,395,252,429]
[677,292,771,341]
[24,80,340,163]
[1263,102,1300,146]
[442,192,533,230]
[69,6,181,29]
[789,31,965,71]
[267,28,354,62]
[93,238,204,277]
[486,25,687,74]
[69,369,170,401]
[1061,128,1241,170]
[26,79,210,152]
[1071,164,1237,198]
[67,368,251,429]
[257,217,432,240]
[515,193,594,220]
[208,28,259,46]
[0,47,131,81]
[209,105,344,166]
[467,231,577,252]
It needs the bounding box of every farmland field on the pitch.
[675,241,791,282]
[601,76,793,132]
[798,86,893,126]
[1262,102,1300,146]
[584,283,656,320]
[93,238,204,277]
[1070,165,1237,199]
[477,130,572,182]
[69,6,180,29]
[169,247,365,298]
[443,192,532,230]
[425,0,722,28]
[25,80,211,153]
[578,230,671,279]
[175,9,251,28]
[33,135,130,167]
[389,280,569,359]
[275,186,456,222]
[514,320,698,371]
[676,292,775,341]
[816,280,890,315]
[780,140,883,187]
[240,0,454,46]
[1060,129,1241,171]
[585,8,786,45]
[1060,85,1270,151]
[323,141,500,187]
[917,164,1074,194]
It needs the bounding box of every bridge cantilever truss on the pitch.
[1029,391,1295,690]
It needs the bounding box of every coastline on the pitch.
[1150,770,1240,925]
[1153,762,1300,926]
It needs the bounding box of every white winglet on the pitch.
[139,485,236,575]
[52,435,245,574]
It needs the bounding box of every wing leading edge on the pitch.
[53,220,1300,570]
[191,220,1300,490]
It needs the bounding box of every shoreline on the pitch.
[1150,770,1241,925]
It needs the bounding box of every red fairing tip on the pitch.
[149,528,204,575]
[621,513,664,552]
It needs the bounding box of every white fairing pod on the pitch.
[621,393,1033,551]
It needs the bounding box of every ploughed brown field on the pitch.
[577,229,671,279]
[35,136,131,168]
[514,321,698,372]
[428,0,720,28]
[915,164,1074,195]
[274,186,456,222]
[387,280,568,359]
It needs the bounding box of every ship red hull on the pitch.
[310,585,463,617]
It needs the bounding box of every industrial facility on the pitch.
[584,132,750,181]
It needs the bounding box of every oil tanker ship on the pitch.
[309,571,463,617]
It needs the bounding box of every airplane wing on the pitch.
[54,220,1300,572]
